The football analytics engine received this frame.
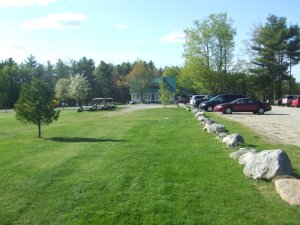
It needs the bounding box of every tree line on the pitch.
[0,56,163,109]
[1,13,300,110]
[181,13,300,102]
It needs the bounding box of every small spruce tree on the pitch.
[15,78,60,138]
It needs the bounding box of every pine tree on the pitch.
[15,78,60,138]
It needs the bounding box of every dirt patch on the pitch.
[216,106,300,147]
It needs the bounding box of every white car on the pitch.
[281,95,297,106]
[189,95,206,106]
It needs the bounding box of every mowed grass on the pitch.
[0,107,300,225]
[206,112,300,177]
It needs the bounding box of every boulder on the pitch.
[203,123,226,134]
[200,118,215,126]
[195,111,205,118]
[275,178,300,205]
[216,132,228,141]
[243,150,293,180]
[239,152,256,165]
[192,108,198,114]
[197,115,206,122]
[222,133,244,148]
[230,147,257,160]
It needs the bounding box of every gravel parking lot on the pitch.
[217,106,300,147]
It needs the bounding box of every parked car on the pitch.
[195,94,219,108]
[189,95,207,105]
[175,98,189,105]
[199,94,246,112]
[281,95,297,106]
[291,96,300,107]
[214,98,272,114]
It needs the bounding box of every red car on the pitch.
[291,96,300,107]
[214,98,272,114]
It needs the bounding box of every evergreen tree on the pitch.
[15,78,60,138]
[251,15,300,101]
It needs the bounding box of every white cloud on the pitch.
[114,24,129,30]
[0,0,58,8]
[22,12,86,30]
[159,32,185,44]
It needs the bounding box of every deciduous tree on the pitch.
[159,80,170,108]
[55,78,71,106]
[127,60,158,103]
[68,74,91,105]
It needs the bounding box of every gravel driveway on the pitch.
[217,106,300,147]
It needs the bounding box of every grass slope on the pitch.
[0,108,299,225]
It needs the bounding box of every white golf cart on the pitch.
[77,98,117,112]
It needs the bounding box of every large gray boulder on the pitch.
[195,111,205,118]
[222,133,244,148]
[216,132,227,141]
[275,178,300,205]
[192,108,199,114]
[200,118,215,126]
[197,115,206,122]
[239,152,256,165]
[203,123,226,134]
[243,150,293,180]
[230,147,257,160]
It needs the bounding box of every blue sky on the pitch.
[0,0,300,79]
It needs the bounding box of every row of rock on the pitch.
[182,105,300,205]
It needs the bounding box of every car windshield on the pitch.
[207,95,220,101]
[231,98,242,104]
[213,96,224,101]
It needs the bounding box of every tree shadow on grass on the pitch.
[47,137,126,143]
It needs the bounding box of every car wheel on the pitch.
[225,107,232,114]
[207,106,214,112]
[257,107,265,115]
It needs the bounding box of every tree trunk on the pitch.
[38,122,41,138]
[139,91,144,103]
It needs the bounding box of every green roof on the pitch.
[149,76,176,93]
[130,76,176,93]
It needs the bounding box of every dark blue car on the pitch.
[199,94,246,112]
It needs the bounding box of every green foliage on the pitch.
[14,78,60,138]
[93,61,114,97]
[55,78,71,102]
[127,60,159,102]
[162,66,181,77]
[55,59,71,79]
[184,12,236,72]
[251,14,300,101]
[1,109,300,224]
[182,12,237,94]
[159,81,169,107]
[0,58,21,108]
[68,74,91,105]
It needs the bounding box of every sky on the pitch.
[0,0,300,79]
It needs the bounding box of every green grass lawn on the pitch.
[0,107,300,225]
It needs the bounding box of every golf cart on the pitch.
[77,98,117,112]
